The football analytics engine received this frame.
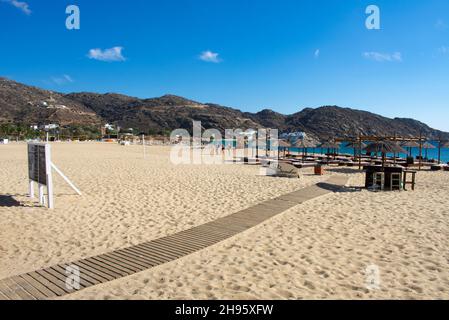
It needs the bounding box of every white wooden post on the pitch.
[143,134,146,159]
[29,180,35,198]
[51,163,82,196]
[39,184,45,206]
[46,144,54,209]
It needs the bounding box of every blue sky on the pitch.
[1,0,449,130]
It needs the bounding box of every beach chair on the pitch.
[275,162,300,178]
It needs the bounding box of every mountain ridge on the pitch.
[1,77,448,140]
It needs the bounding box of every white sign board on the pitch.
[28,143,54,208]
[27,143,82,209]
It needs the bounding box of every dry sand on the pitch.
[0,142,324,279]
[1,142,448,299]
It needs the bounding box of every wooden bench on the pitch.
[403,170,417,191]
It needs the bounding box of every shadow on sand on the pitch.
[317,182,364,193]
[0,195,23,207]
[326,168,363,175]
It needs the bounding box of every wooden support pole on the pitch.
[419,133,423,171]
[358,136,362,170]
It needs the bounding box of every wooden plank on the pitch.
[135,242,178,261]
[98,252,146,273]
[159,236,209,251]
[53,265,99,287]
[146,239,197,257]
[170,231,224,246]
[182,226,233,239]
[172,230,227,244]
[72,261,116,282]
[197,220,246,231]
[0,278,23,300]
[139,241,190,260]
[35,270,72,294]
[20,273,57,299]
[205,221,248,232]
[79,258,125,280]
[27,271,66,297]
[220,216,259,227]
[10,275,45,300]
[89,256,133,276]
[204,220,246,231]
[126,245,172,265]
[199,222,245,234]
[0,287,9,300]
[114,248,164,267]
[192,224,237,237]
[44,267,91,292]
[104,252,149,271]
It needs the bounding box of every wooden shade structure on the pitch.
[335,135,428,170]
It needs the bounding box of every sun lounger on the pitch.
[275,162,300,178]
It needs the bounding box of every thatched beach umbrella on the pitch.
[294,140,317,149]
[401,141,420,147]
[277,140,291,157]
[320,141,340,149]
[294,140,317,160]
[294,140,317,153]
[320,141,340,160]
[365,141,406,154]
[401,141,420,156]
[345,141,367,158]
[422,141,436,159]
[365,141,407,166]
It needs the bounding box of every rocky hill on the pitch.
[0,77,100,126]
[1,77,447,140]
[281,106,447,141]
[65,93,260,133]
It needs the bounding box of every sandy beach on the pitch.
[1,142,448,300]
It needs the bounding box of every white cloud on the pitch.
[51,75,74,85]
[1,0,31,15]
[199,50,221,63]
[314,49,320,59]
[435,19,448,30]
[437,46,449,55]
[363,51,402,62]
[88,47,126,62]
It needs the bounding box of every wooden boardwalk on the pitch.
[0,175,348,300]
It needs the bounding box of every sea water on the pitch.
[216,140,449,163]
[292,141,449,164]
